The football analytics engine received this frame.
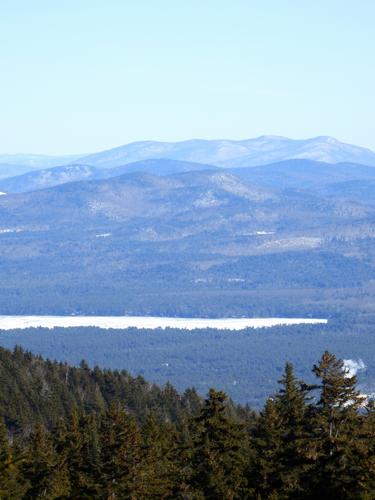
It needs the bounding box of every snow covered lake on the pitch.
[0,315,327,331]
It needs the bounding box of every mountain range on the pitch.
[1,158,375,208]
[0,163,374,317]
[0,164,375,407]
[78,136,375,169]
[1,135,374,409]
[0,159,218,193]
[1,136,375,179]
[0,135,374,317]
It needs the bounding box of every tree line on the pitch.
[0,347,374,498]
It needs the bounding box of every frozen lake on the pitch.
[0,315,327,331]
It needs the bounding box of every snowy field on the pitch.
[0,315,327,331]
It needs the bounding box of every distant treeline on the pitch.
[0,346,374,498]
[0,318,374,407]
[0,242,375,319]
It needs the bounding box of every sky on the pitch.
[1,0,374,155]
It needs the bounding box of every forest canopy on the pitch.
[0,346,374,499]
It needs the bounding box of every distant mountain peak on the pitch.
[76,136,375,169]
[2,137,375,183]
[253,134,290,141]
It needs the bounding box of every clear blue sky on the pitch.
[1,0,374,154]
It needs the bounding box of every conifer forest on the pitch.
[0,346,374,499]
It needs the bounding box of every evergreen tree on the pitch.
[249,364,313,499]
[273,363,313,498]
[308,351,368,498]
[0,420,27,499]
[62,410,99,498]
[191,389,247,499]
[0,346,374,498]
[249,397,283,499]
[173,416,197,498]
[98,403,144,498]
[359,399,375,495]
[22,423,70,499]
[141,414,177,498]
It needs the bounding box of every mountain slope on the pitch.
[0,159,219,193]
[0,164,102,193]
[231,159,375,191]
[0,345,203,429]
[77,136,375,168]
[222,136,375,167]
[0,167,372,248]
[0,169,374,317]
[0,154,84,182]
[322,179,375,205]
[110,158,218,176]
[0,170,276,226]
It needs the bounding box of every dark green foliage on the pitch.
[190,389,247,499]
[250,364,313,498]
[0,345,205,430]
[1,318,374,409]
[306,352,371,498]
[0,347,374,499]
[250,397,284,498]
[22,424,70,498]
[0,420,27,498]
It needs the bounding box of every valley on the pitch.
[0,138,374,407]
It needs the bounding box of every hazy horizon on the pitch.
[2,134,375,158]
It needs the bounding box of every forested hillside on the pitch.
[0,166,375,318]
[0,346,206,430]
[1,319,374,407]
[0,346,374,498]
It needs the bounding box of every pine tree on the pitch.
[98,403,144,499]
[22,423,70,499]
[0,420,27,499]
[308,351,368,498]
[359,399,375,495]
[64,410,101,498]
[2,344,375,499]
[51,417,72,497]
[173,416,197,498]
[273,362,313,498]
[249,397,283,499]
[191,389,247,499]
[141,414,177,498]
